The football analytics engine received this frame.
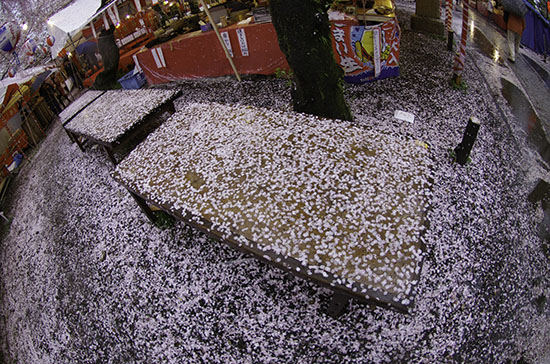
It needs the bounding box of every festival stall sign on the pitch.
[331,18,400,84]
[135,21,289,85]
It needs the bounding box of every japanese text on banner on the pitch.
[236,29,249,56]
[221,32,233,57]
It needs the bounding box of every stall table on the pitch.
[65,88,180,165]
[60,90,106,144]
[113,102,432,313]
[136,12,400,85]
[135,21,290,84]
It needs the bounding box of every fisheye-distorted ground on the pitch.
[1,7,549,364]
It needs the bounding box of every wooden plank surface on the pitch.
[113,102,432,310]
[59,90,106,126]
[64,89,180,144]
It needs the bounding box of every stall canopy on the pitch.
[47,0,102,58]
[0,65,52,101]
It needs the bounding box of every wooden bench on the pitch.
[64,89,180,165]
[60,90,106,144]
[60,90,106,126]
[113,102,432,314]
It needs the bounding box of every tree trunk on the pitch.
[270,0,353,121]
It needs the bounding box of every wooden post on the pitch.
[452,0,469,85]
[454,116,480,165]
[199,0,241,82]
[446,0,454,51]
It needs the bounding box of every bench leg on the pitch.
[103,145,118,165]
[0,211,9,222]
[63,127,76,144]
[327,292,349,318]
[128,190,156,224]
[71,132,86,152]
[167,101,176,113]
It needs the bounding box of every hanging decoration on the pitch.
[0,22,21,53]
[23,38,38,56]
[46,35,55,47]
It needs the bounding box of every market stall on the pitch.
[133,0,400,85]
[0,81,39,176]
[135,20,288,84]
[47,0,401,86]
[330,0,400,83]
[47,0,159,87]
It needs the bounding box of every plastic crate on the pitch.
[200,23,212,32]
[118,70,147,89]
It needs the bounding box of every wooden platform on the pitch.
[64,89,180,165]
[59,90,106,126]
[113,102,432,312]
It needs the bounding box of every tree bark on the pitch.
[270,0,353,121]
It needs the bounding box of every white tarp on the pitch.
[0,65,56,104]
[47,0,102,58]
[0,65,51,90]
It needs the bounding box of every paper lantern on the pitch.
[46,34,55,47]
[23,38,38,56]
[0,22,21,53]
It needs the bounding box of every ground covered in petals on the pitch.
[0,7,549,364]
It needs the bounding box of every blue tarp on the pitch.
[76,40,98,56]
[521,0,550,55]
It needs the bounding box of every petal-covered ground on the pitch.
[0,7,549,364]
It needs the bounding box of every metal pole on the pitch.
[199,0,241,81]
[452,0,469,85]
[67,33,84,90]
[14,87,45,138]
